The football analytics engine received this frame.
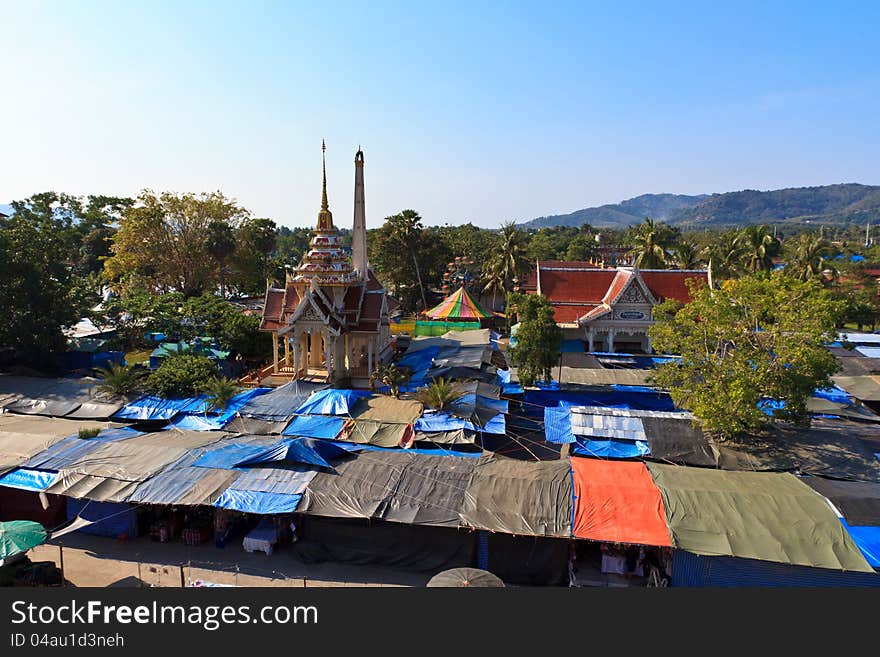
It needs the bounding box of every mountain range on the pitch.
[522,183,880,229]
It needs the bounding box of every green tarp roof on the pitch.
[647,463,873,572]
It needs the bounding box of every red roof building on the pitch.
[527,261,707,353]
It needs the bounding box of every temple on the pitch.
[258,143,392,386]
[525,261,708,353]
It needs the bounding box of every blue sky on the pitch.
[1,1,878,228]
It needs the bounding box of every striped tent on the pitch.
[424,286,495,321]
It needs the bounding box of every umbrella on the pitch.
[426,567,505,587]
[0,520,47,561]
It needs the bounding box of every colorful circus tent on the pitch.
[424,286,495,322]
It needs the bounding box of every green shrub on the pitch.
[146,354,219,398]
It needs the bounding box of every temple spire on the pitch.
[352,146,368,278]
[316,140,333,230]
[321,139,329,212]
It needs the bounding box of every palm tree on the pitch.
[412,378,463,411]
[702,230,743,282]
[736,225,779,273]
[369,363,410,398]
[201,377,240,412]
[95,363,146,397]
[388,210,428,311]
[481,267,506,310]
[627,218,676,269]
[672,239,703,269]
[488,221,529,294]
[785,232,836,281]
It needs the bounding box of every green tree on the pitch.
[672,239,703,269]
[735,224,780,273]
[649,273,842,438]
[506,292,563,386]
[388,210,428,311]
[626,218,679,269]
[0,194,98,368]
[206,219,237,297]
[702,230,743,283]
[146,354,220,397]
[104,191,249,297]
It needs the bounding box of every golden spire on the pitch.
[316,139,333,229]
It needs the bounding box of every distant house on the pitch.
[524,261,707,354]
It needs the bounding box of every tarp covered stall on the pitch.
[0,415,119,475]
[833,375,880,402]
[299,450,476,527]
[282,415,346,439]
[0,376,114,418]
[167,388,274,431]
[713,418,880,482]
[803,477,880,526]
[460,454,572,538]
[338,420,413,448]
[293,388,373,416]
[126,447,242,507]
[484,533,571,586]
[646,463,874,572]
[523,388,676,417]
[214,489,304,514]
[672,549,880,587]
[841,520,880,567]
[415,410,505,435]
[571,459,671,546]
[292,516,475,572]
[349,396,423,424]
[65,498,140,538]
[639,416,717,467]
[113,395,206,422]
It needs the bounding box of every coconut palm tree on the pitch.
[672,239,703,269]
[412,378,464,411]
[95,363,146,397]
[702,230,743,282]
[736,225,779,273]
[488,221,529,293]
[387,210,428,311]
[369,363,410,399]
[201,377,240,412]
[785,232,836,281]
[627,218,677,269]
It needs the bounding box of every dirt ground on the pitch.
[28,533,431,588]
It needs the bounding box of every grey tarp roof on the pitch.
[639,416,718,467]
[802,476,880,526]
[124,442,243,506]
[45,474,139,502]
[414,429,478,446]
[350,396,423,424]
[405,329,492,353]
[713,418,880,482]
[339,420,410,448]
[0,376,124,418]
[833,375,880,402]
[459,454,572,538]
[299,450,476,527]
[220,417,289,435]
[0,415,120,474]
[233,380,327,421]
[646,462,873,572]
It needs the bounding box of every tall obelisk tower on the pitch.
[352,147,368,279]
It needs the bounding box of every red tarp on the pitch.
[571,458,672,546]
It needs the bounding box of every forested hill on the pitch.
[522,183,880,229]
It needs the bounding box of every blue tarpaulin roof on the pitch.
[282,415,346,439]
[168,388,274,431]
[192,444,270,470]
[544,406,576,444]
[233,438,351,469]
[234,381,326,421]
[293,388,373,416]
[23,427,142,470]
[414,410,505,434]
[0,468,59,491]
[842,519,880,568]
[572,439,651,459]
[214,489,303,514]
[523,389,676,416]
[114,395,207,421]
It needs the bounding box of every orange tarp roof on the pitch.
[571,458,672,547]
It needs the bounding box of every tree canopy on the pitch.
[649,273,843,438]
[506,292,563,387]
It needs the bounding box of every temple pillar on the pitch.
[367,338,374,375]
[606,329,615,353]
[325,335,332,379]
[645,334,653,354]
[587,326,595,353]
[309,330,322,369]
[284,335,291,366]
[272,333,279,374]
